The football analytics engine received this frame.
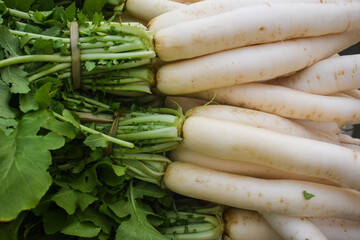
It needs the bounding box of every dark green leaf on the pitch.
[0,110,65,221]
[0,212,26,240]
[77,207,114,235]
[33,38,54,54]
[42,114,76,139]
[95,161,127,187]
[43,208,68,234]
[1,66,30,94]
[61,214,101,238]
[4,0,34,12]
[64,2,76,22]
[34,82,52,109]
[19,88,39,113]
[62,109,80,128]
[110,182,167,240]
[0,118,18,136]
[23,24,42,34]
[82,0,107,18]
[84,134,108,150]
[133,182,165,200]
[0,25,21,57]
[41,27,61,37]
[69,167,99,193]
[0,80,16,119]
[52,186,97,215]
[31,0,54,11]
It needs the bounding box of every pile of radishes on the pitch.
[125,0,360,239]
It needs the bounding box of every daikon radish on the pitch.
[342,89,360,99]
[310,217,360,240]
[170,146,339,186]
[189,83,360,123]
[182,116,360,190]
[339,134,360,145]
[149,0,360,32]
[125,0,184,22]
[342,143,360,152]
[225,208,360,240]
[292,119,342,135]
[262,213,328,240]
[164,162,360,221]
[156,31,360,95]
[269,54,360,95]
[188,105,340,144]
[172,0,203,3]
[224,208,282,240]
[155,3,360,61]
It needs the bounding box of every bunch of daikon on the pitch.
[123,0,360,239]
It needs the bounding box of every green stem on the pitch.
[113,142,179,154]
[112,153,171,162]
[83,84,151,93]
[53,112,134,148]
[0,50,155,68]
[163,226,223,240]
[162,223,215,235]
[118,115,179,126]
[80,40,145,54]
[28,63,71,82]
[70,94,111,109]
[116,127,178,141]
[81,78,146,85]
[4,6,32,20]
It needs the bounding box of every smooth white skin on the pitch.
[125,0,184,22]
[224,208,283,240]
[155,31,360,95]
[149,0,360,32]
[225,208,360,240]
[182,116,360,190]
[188,105,340,144]
[292,119,342,135]
[189,83,360,123]
[310,217,360,240]
[170,146,338,186]
[262,213,328,240]
[164,162,360,221]
[269,54,360,95]
[155,3,360,61]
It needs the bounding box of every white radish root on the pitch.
[155,3,360,61]
[262,213,328,240]
[156,31,360,95]
[164,161,360,221]
[182,116,360,190]
[125,0,184,22]
[342,89,360,99]
[149,0,359,32]
[268,54,360,95]
[189,83,360,123]
[224,208,282,240]
[187,105,340,144]
[292,119,342,136]
[225,208,360,240]
[170,146,339,186]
